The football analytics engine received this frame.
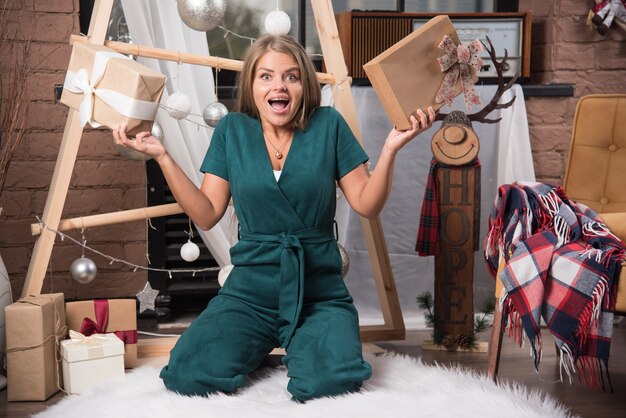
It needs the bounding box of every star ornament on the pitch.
[136,281,159,313]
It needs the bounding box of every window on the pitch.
[208,0,500,61]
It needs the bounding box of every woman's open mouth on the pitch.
[268,97,290,113]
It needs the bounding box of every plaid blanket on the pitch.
[484,182,624,391]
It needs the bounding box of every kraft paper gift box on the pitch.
[61,331,125,394]
[363,15,475,130]
[65,299,138,368]
[60,42,166,136]
[5,293,66,401]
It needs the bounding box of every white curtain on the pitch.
[120,0,236,268]
[336,85,534,328]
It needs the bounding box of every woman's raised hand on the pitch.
[383,106,436,155]
[112,123,168,163]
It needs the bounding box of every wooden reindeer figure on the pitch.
[417,37,518,350]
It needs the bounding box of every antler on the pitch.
[436,36,519,124]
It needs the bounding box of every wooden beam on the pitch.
[69,35,337,85]
[311,0,405,341]
[30,203,183,236]
[21,0,115,297]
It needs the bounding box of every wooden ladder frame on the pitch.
[23,0,405,344]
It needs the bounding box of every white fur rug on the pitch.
[36,352,577,418]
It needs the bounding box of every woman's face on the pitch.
[252,50,303,130]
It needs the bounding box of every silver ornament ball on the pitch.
[265,10,291,36]
[338,243,350,278]
[151,121,165,142]
[202,101,228,127]
[177,0,226,32]
[165,92,192,120]
[70,257,97,284]
[114,121,164,161]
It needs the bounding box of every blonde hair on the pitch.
[235,34,321,130]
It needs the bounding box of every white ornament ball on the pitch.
[264,10,291,36]
[70,257,97,284]
[177,0,226,32]
[165,92,192,120]
[114,122,164,161]
[338,243,350,278]
[202,101,228,127]
[180,240,200,262]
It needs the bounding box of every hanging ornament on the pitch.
[71,230,97,284]
[338,243,350,278]
[181,219,200,262]
[70,257,97,284]
[180,240,200,262]
[136,281,160,313]
[264,9,291,36]
[114,122,164,161]
[165,92,192,120]
[177,0,226,32]
[151,120,165,142]
[202,101,228,127]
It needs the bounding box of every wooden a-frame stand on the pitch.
[23,0,405,348]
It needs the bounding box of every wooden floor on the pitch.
[2,323,625,417]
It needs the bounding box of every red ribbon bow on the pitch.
[435,36,484,111]
[80,299,138,345]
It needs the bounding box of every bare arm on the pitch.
[113,124,230,230]
[339,107,435,219]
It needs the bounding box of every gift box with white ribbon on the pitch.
[60,330,125,394]
[60,42,166,136]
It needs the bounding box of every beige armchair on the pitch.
[487,94,626,378]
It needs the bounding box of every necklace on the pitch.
[264,134,291,159]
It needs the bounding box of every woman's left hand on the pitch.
[383,106,436,155]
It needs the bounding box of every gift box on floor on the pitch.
[363,15,474,130]
[66,299,138,368]
[60,42,166,136]
[61,330,125,394]
[5,293,66,401]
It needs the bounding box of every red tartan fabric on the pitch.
[484,182,624,391]
[416,158,480,256]
[416,158,440,256]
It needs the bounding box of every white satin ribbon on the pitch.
[66,330,111,359]
[63,49,159,128]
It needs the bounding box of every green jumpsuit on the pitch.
[159,106,373,401]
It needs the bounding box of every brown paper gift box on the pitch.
[60,42,166,137]
[363,15,474,130]
[5,293,67,401]
[65,299,138,368]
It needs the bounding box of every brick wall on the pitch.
[520,0,626,184]
[0,0,147,300]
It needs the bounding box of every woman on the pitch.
[113,34,435,401]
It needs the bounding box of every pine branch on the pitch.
[416,291,444,344]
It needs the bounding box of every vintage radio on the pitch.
[335,11,531,83]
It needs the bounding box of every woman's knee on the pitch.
[160,365,247,396]
[287,367,369,401]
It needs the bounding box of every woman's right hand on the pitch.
[112,123,168,163]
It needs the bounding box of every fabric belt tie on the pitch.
[238,222,336,348]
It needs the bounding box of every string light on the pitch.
[159,103,215,129]
[217,25,255,44]
[36,217,221,276]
